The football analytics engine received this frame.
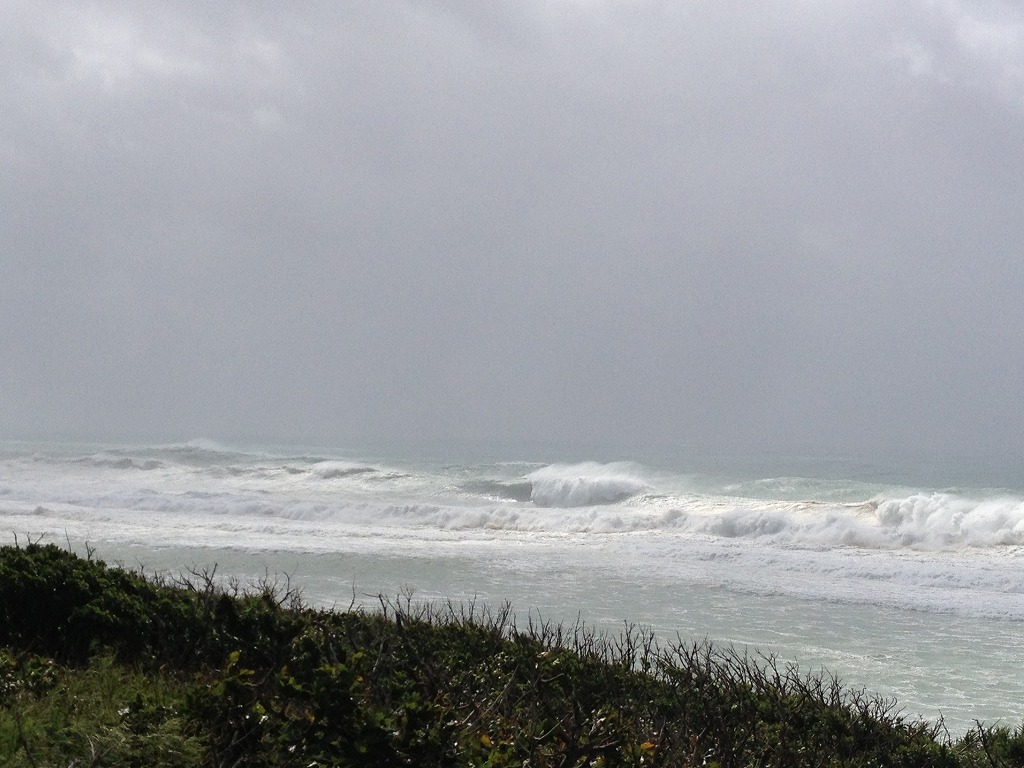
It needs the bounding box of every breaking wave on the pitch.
[5,444,1024,552]
[527,462,650,507]
[872,493,1024,547]
[659,492,1024,549]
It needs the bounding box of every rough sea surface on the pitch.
[1,440,1022,733]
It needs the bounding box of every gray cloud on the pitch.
[2,0,1022,459]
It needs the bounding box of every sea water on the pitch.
[1,439,1022,733]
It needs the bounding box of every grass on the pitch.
[0,542,1022,766]
[0,652,200,767]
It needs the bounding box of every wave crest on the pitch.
[309,461,378,480]
[527,462,649,508]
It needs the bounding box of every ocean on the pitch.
[1,439,1022,733]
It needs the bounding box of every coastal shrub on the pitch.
[955,723,1024,768]
[0,543,159,662]
[1,542,1018,767]
[0,543,309,671]
[186,625,398,767]
[0,652,200,767]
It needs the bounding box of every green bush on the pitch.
[0,653,200,767]
[1,542,1022,767]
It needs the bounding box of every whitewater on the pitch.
[1,439,1022,733]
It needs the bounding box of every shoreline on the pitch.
[2,542,1021,766]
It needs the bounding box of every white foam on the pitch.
[873,493,1024,547]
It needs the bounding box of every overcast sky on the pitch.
[1,1,1022,459]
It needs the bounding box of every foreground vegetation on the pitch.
[1,544,1022,766]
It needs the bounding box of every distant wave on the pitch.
[71,453,163,471]
[154,438,242,456]
[7,443,1024,551]
[5,482,1024,554]
[309,461,379,479]
[527,462,650,507]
